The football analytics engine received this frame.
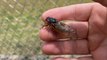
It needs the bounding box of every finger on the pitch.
[41,3,96,21]
[42,40,89,55]
[39,22,88,41]
[52,56,93,60]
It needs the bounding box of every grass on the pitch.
[0,0,91,55]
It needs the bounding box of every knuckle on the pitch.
[92,3,106,14]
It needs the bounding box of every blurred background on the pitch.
[0,0,91,59]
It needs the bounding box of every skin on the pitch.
[93,0,107,7]
[39,3,107,60]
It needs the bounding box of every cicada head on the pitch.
[45,17,58,24]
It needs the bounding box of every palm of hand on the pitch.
[88,4,107,60]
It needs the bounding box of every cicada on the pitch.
[42,17,77,40]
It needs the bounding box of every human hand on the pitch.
[93,0,107,7]
[39,3,107,60]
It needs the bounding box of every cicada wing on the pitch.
[69,26,78,40]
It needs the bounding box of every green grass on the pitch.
[0,0,91,55]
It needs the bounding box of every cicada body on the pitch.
[43,17,77,40]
